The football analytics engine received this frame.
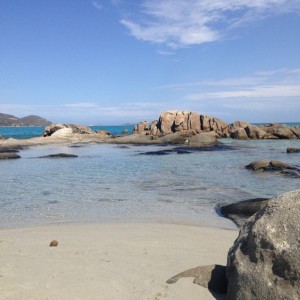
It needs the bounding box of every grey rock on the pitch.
[220,198,270,227]
[245,160,270,170]
[227,190,300,300]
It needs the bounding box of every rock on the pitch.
[229,121,250,131]
[121,129,129,134]
[95,130,110,137]
[167,264,227,294]
[150,121,159,136]
[159,111,176,134]
[51,128,73,138]
[49,240,58,247]
[210,118,229,137]
[173,111,189,132]
[230,128,248,139]
[270,160,290,169]
[187,133,218,147]
[134,121,149,134]
[188,112,201,133]
[108,134,158,145]
[0,153,21,159]
[291,126,300,138]
[44,123,65,136]
[227,190,300,300]
[220,198,270,227]
[261,124,297,139]
[0,149,19,153]
[287,147,300,153]
[245,125,267,139]
[200,115,211,131]
[40,153,78,158]
[68,124,94,134]
[245,160,270,170]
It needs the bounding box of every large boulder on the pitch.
[261,124,297,139]
[134,121,149,134]
[44,123,94,137]
[150,120,159,136]
[0,152,21,159]
[187,132,218,147]
[173,111,189,132]
[51,128,73,138]
[245,125,267,139]
[291,126,300,138]
[227,190,300,300]
[188,112,201,133]
[158,111,176,134]
[230,128,248,139]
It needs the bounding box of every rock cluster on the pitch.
[133,111,300,139]
[227,190,300,300]
[43,124,110,138]
[245,160,300,178]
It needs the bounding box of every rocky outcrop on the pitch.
[220,198,270,227]
[227,190,300,300]
[132,111,299,140]
[245,159,300,177]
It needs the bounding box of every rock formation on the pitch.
[227,190,300,300]
[133,111,300,140]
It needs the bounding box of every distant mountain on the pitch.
[0,113,52,126]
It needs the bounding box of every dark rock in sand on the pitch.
[0,153,21,159]
[167,264,227,294]
[220,198,269,227]
[49,240,58,247]
[40,153,78,158]
[227,190,300,300]
[287,147,300,153]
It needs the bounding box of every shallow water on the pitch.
[0,139,299,229]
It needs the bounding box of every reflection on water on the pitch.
[0,139,299,229]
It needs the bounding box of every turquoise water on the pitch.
[0,125,134,139]
[0,139,299,229]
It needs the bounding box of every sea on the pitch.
[0,124,299,229]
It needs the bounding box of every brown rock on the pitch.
[231,128,248,139]
[230,121,250,131]
[173,111,189,131]
[245,125,267,139]
[135,121,149,134]
[150,120,159,136]
[200,115,211,131]
[159,111,176,134]
[245,160,270,170]
[261,124,297,139]
[49,240,58,247]
[188,112,201,133]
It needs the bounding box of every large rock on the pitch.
[150,120,159,136]
[220,198,270,227]
[287,147,300,153]
[188,112,201,133]
[227,190,300,300]
[187,132,218,147]
[173,111,189,132]
[291,126,300,138]
[230,128,248,139]
[245,125,267,139]
[261,124,297,139]
[134,121,149,134]
[159,111,176,134]
[51,128,73,138]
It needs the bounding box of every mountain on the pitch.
[0,113,52,126]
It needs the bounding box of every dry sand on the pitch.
[0,223,238,300]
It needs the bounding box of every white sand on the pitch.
[0,223,238,300]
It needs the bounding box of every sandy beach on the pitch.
[0,223,238,300]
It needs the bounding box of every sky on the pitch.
[0,0,300,125]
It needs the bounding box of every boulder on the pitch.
[68,124,94,134]
[44,123,95,137]
[229,121,250,131]
[227,190,300,300]
[173,111,189,132]
[220,198,270,227]
[188,112,201,133]
[245,160,270,170]
[230,128,248,139]
[44,123,65,136]
[158,111,176,134]
[287,147,300,153]
[291,126,300,138]
[51,128,73,138]
[261,124,297,139]
[135,121,149,134]
[0,153,21,159]
[270,160,290,169]
[150,120,159,136]
[187,133,218,147]
[200,115,211,131]
[245,125,267,139]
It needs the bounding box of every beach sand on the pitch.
[0,223,238,300]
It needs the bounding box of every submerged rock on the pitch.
[40,153,78,158]
[227,190,300,300]
[0,153,21,159]
[287,147,300,153]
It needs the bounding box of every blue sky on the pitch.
[0,0,300,125]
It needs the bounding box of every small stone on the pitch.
[49,240,58,247]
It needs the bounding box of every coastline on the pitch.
[0,222,238,300]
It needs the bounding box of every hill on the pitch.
[0,113,52,126]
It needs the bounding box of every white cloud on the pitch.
[186,84,300,100]
[119,0,300,47]
[92,1,103,11]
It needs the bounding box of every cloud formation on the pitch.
[120,0,300,47]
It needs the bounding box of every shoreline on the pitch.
[0,222,238,300]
